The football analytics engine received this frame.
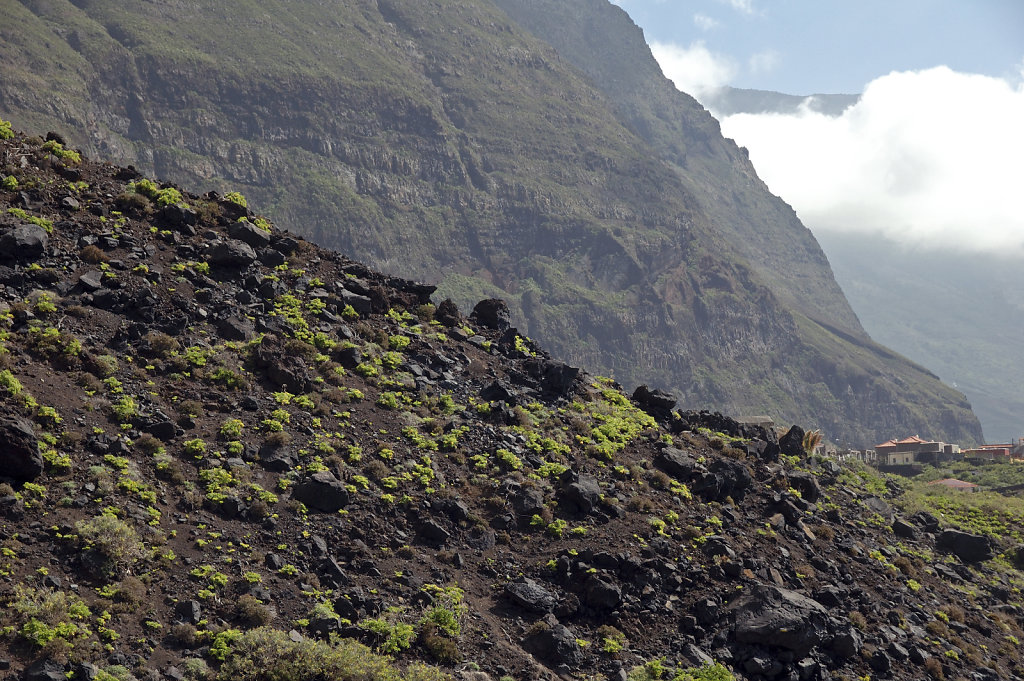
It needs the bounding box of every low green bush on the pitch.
[215,627,447,681]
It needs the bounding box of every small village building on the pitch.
[836,449,877,464]
[737,415,775,431]
[964,445,1013,462]
[875,435,959,466]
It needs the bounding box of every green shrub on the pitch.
[0,118,13,139]
[42,140,81,164]
[0,369,23,396]
[419,585,466,638]
[111,396,138,423]
[184,438,208,456]
[74,514,144,575]
[224,191,248,208]
[360,610,417,653]
[2,584,93,659]
[675,664,735,681]
[6,207,53,233]
[33,293,57,315]
[215,627,446,681]
[220,418,244,439]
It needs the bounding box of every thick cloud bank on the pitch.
[651,40,736,100]
[714,66,1024,256]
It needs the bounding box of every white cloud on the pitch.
[716,66,1024,256]
[716,0,755,15]
[650,40,737,99]
[748,49,779,75]
[693,13,719,31]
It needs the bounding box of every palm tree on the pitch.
[802,429,823,454]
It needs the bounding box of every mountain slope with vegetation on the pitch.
[492,0,860,333]
[0,129,1022,681]
[0,0,982,446]
[818,235,1024,445]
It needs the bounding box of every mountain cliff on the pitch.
[0,0,982,446]
[1,127,1023,681]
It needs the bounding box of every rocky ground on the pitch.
[1,128,1023,681]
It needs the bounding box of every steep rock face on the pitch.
[0,0,982,445]
[492,0,862,333]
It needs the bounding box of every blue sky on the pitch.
[611,0,1024,94]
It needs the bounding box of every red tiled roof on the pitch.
[928,478,979,489]
[896,436,928,444]
[875,439,897,448]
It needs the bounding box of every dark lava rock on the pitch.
[228,220,273,249]
[631,384,677,420]
[25,659,66,681]
[778,425,805,458]
[340,290,372,316]
[912,510,941,533]
[937,528,994,563]
[654,446,700,479]
[432,498,470,523]
[582,575,621,612]
[561,475,601,515]
[435,298,463,326]
[174,600,202,624]
[0,224,48,261]
[787,471,822,503]
[334,344,363,369]
[728,584,831,655]
[523,615,584,667]
[863,496,893,521]
[701,536,736,560]
[692,458,752,503]
[505,578,557,613]
[470,298,511,330]
[291,471,350,512]
[147,420,177,442]
[265,356,314,393]
[523,358,581,396]
[480,380,516,404]
[260,445,297,472]
[157,204,199,230]
[0,416,44,482]
[317,558,353,588]
[830,627,863,659]
[512,486,547,517]
[417,519,451,545]
[869,649,892,673]
[811,585,845,609]
[892,517,918,540]
[209,240,257,267]
[217,315,256,341]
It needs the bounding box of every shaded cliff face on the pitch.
[0,0,982,445]
[491,0,864,334]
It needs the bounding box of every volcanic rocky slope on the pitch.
[0,0,982,447]
[0,132,1022,681]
